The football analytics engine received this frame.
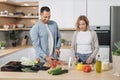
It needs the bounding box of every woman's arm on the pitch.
[90,31,99,58]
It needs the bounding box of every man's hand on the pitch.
[45,56,53,64]
[55,48,60,56]
[36,58,40,63]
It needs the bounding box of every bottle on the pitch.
[102,61,109,71]
[21,35,28,46]
[96,55,102,73]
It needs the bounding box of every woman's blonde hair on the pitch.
[76,15,89,31]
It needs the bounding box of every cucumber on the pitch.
[48,66,62,74]
[52,69,68,75]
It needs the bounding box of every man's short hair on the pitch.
[40,6,50,13]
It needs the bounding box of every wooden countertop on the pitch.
[0,66,119,80]
[0,46,119,80]
[61,45,71,49]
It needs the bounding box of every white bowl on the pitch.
[1,47,5,49]
[17,24,24,28]
[3,24,9,29]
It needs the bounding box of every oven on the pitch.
[90,26,110,46]
[90,26,111,62]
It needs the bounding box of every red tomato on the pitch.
[50,64,56,68]
[57,60,62,65]
[83,65,91,72]
[50,59,57,68]
[50,59,62,68]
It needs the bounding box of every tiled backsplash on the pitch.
[61,31,74,46]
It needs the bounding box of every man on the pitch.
[30,6,61,63]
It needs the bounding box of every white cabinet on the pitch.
[39,0,86,29]
[96,46,110,62]
[73,0,86,28]
[110,0,120,6]
[60,47,110,63]
[60,49,75,62]
[87,0,110,26]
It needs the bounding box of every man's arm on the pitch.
[56,25,61,49]
[30,25,47,59]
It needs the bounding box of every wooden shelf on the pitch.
[61,45,71,49]
[0,15,39,19]
[0,28,31,31]
[0,1,38,7]
[59,28,75,31]
[21,28,31,30]
[0,28,76,31]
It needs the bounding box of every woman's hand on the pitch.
[75,56,79,61]
[86,57,93,64]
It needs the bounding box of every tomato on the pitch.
[50,59,57,68]
[50,63,57,68]
[57,60,62,65]
[53,59,57,63]
[83,65,91,72]
[50,59,62,68]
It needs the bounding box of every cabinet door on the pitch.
[96,47,110,62]
[73,0,86,28]
[110,0,120,6]
[39,0,86,29]
[87,0,110,26]
[60,49,75,62]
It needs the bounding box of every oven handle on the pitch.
[95,31,109,33]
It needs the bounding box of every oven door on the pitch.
[95,30,110,46]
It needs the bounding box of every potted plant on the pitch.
[112,41,120,76]
[61,38,65,46]
[0,41,6,49]
[9,31,18,47]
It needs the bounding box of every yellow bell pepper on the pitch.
[76,63,84,71]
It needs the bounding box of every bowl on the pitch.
[16,24,24,28]
[3,24,9,29]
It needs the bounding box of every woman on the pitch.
[71,15,99,64]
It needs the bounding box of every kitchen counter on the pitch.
[0,67,119,80]
[0,46,32,58]
[0,46,119,80]
[0,45,71,58]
